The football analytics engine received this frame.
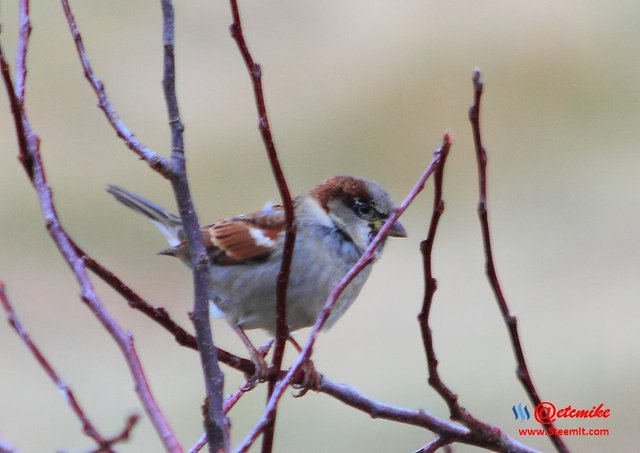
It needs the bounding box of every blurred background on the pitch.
[1,0,638,451]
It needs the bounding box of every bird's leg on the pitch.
[286,335,303,352]
[231,324,270,386]
[237,339,274,391]
[287,335,321,397]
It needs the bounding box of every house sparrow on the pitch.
[107,176,406,377]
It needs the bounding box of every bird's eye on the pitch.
[352,200,375,218]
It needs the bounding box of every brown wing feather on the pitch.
[160,205,285,265]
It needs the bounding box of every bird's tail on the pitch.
[106,185,183,247]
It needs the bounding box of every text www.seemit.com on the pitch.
[518,427,610,436]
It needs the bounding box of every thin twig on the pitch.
[413,436,451,453]
[100,415,140,452]
[0,283,139,452]
[15,0,31,106]
[417,135,471,422]
[235,135,452,452]
[188,382,253,453]
[417,136,506,443]
[1,30,182,453]
[417,137,473,423]
[418,134,451,396]
[86,415,141,453]
[468,69,569,453]
[1,6,33,180]
[69,239,252,371]
[187,434,208,453]
[227,3,297,451]
[60,0,173,178]
[159,1,227,451]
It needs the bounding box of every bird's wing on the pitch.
[160,204,286,265]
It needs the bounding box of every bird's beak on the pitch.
[387,220,407,238]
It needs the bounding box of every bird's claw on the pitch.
[241,339,274,389]
[291,359,321,398]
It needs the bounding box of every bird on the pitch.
[107,176,406,379]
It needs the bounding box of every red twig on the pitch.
[69,239,252,371]
[0,26,182,453]
[0,283,139,452]
[89,414,140,453]
[235,134,451,452]
[60,0,173,178]
[228,2,297,451]
[417,136,473,421]
[417,137,478,425]
[469,69,569,453]
[417,136,512,445]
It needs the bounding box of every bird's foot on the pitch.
[292,358,321,398]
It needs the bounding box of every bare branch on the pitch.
[0,29,182,453]
[417,135,478,423]
[158,0,228,451]
[0,283,140,452]
[469,69,569,453]
[417,135,521,447]
[319,378,536,452]
[227,2,297,450]
[319,378,468,438]
[60,0,173,178]
[417,136,481,426]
